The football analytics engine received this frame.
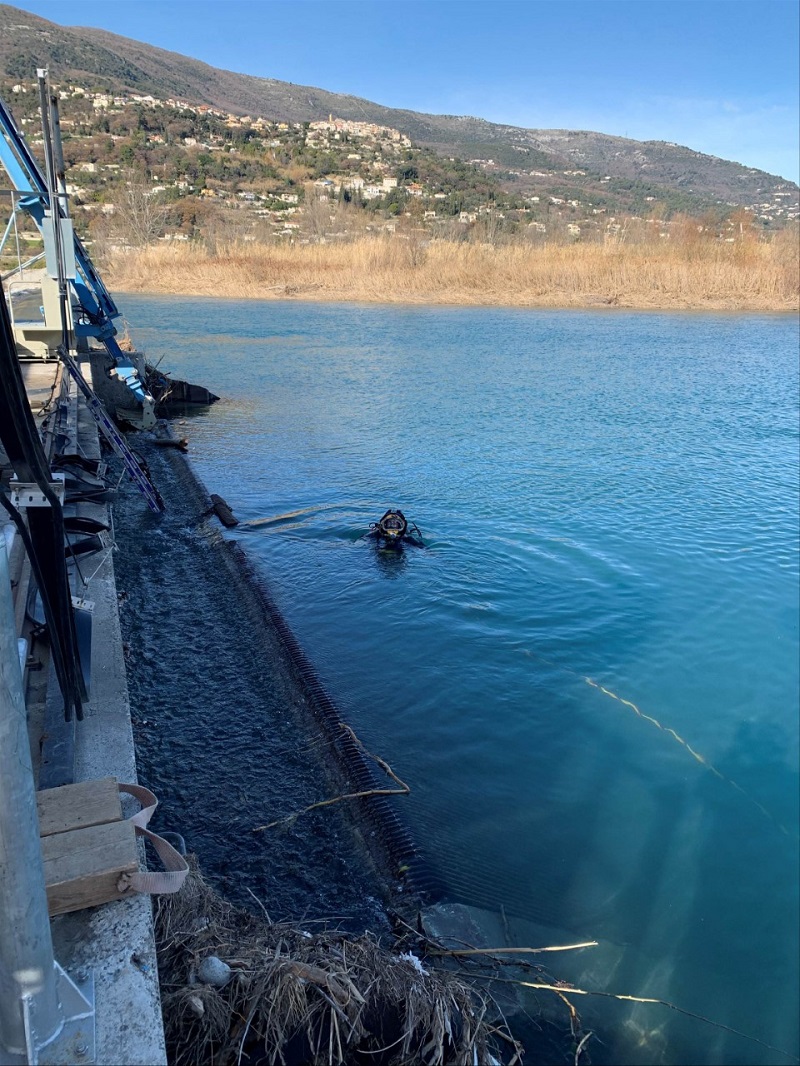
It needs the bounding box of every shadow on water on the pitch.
[370,542,411,579]
[158,403,215,422]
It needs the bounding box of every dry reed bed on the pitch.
[156,864,523,1066]
[106,234,799,311]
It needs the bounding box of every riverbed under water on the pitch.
[119,296,799,1065]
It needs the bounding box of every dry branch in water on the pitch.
[429,942,598,956]
[253,723,410,833]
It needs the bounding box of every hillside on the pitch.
[1,0,797,225]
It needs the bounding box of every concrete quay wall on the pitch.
[1,362,167,1066]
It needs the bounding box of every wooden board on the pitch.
[37,777,139,916]
[36,776,122,838]
[41,819,139,916]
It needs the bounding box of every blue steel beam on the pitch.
[0,96,42,195]
[1,97,120,323]
[1,98,120,321]
[1,88,153,417]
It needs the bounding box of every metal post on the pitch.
[36,69,71,359]
[46,92,69,223]
[35,73,57,210]
[0,204,16,256]
[0,537,63,1062]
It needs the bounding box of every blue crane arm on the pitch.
[1,90,155,420]
[0,94,46,195]
[1,98,120,323]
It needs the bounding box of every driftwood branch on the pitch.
[574,1030,594,1066]
[471,975,799,1062]
[429,941,598,957]
[254,724,410,833]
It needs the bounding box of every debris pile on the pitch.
[155,863,521,1066]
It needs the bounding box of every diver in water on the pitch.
[367,509,424,549]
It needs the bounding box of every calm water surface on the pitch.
[124,296,799,1065]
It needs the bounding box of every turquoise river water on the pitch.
[122,296,799,1066]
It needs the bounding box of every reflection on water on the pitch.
[369,542,412,580]
[122,295,799,1065]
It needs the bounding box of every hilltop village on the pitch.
[1,78,798,260]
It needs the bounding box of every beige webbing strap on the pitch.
[116,783,189,895]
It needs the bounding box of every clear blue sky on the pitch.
[10,0,800,181]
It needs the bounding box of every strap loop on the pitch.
[116,783,189,895]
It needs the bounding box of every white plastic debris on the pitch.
[187,995,205,1017]
[398,951,429,976]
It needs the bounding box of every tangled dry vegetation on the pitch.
[106,223,799,312]
[155,864,525,1066]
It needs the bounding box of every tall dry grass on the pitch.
[105,228,799,311]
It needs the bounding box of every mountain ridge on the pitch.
[0,1,797,217]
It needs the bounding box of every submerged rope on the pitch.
[581,676,792,836]
[522,648,795,838]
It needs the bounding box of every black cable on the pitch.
[0,279,85,720]
[0,492,82,719]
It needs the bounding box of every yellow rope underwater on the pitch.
[582,676,792,838]
[522,648,794,838]
[505,979,800,1063]
[437,943,800,1062]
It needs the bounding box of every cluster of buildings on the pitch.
[307,117,411,147]
[464,150,799,225]
[9,81,426,218]
[11,81,276,130]
[6,81,796,246]
[750,190,799,224]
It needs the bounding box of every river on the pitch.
[119,296,799,1066]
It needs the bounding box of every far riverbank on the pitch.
[105,232,799,313]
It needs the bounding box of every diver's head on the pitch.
[378,509,407,540]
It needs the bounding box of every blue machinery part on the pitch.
[1,73,163,513]
[0,85,155,419]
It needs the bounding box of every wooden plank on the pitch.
[36,777,121,837]
[42,819,139,916]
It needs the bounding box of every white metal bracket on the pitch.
[9,473,65,509]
